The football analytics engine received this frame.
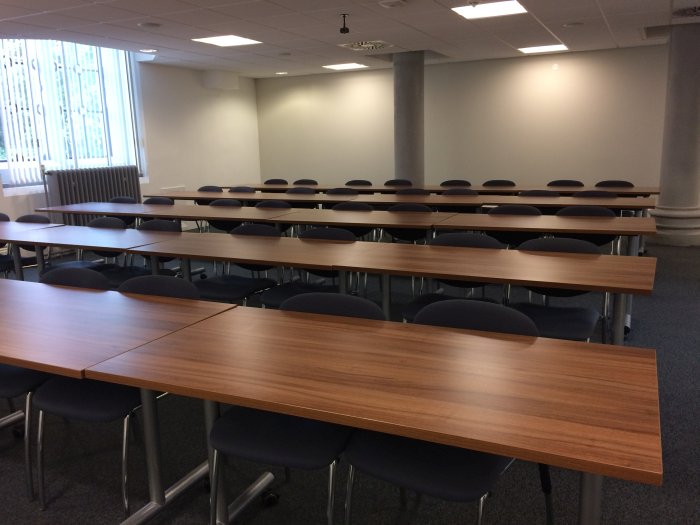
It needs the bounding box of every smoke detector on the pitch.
[339,40,393,51]
[379,0,407,8]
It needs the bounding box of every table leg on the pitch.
[149,256,160,275]
[36,246,46,274]
[11,245,24,281]
[612,293,627,345]
[579,472,603,525]
[181,259,192,281]
[381,274,391,318]
[338,270,347,295]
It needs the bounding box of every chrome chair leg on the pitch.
[326,460,337,525]
[476,492,488,525]
[121,414,132,517]
[209,448,221,525]
[24,392,34,500]
[344,465,355,525]
[37,409,46,510]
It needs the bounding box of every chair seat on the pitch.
[210,406,351,470]
[0,364,50,398]
[510,302,600,341]
[194,275,276,302]
[33,377,141,422]
[401,294,497,322]
[98,265,152,288]
[344,430,512,502]
[260,282,338,309]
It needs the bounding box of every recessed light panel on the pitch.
[192,35,261,47]
[322,63,368,70]
[452,1,526,20]
[518,44,568,54]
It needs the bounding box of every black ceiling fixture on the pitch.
[340,14,349,34]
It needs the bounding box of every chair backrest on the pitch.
[229,186,256,193]
[384,179,412,186]
[264,178,288,185]
[440,179,471,187]
[293,178,318,186]
[137,219,181,232]
[255,200,293,209]
[555,205,616,218]
[118,275,200,299]
[414,299,539,337]
[430,232,503,249]
[87,217,127,229]
[595,180,634,188]
[547,179,584,187]
[574,190,617,198]
[40,267,110,290]
[519,237,601,255]
[396,188,430,195]
[197,185,223,193]
[332,201,373,211]
[519,190,559,197]
[143,196,175,205]
[299,227,356,242]
[345,179,372,186]
[16,214,50,224]
[326,187,359,195]
[488,205,541,216]
[109,196,138,204]
[0,213,9,222]
[230,223,281,237]
[388,203,432,213]
[441,188,478,196]
[210,198,242,207]
[483,179,516,187]
[286,187,316,194]
[280,292,385,321]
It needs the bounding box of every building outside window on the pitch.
[0,39,139,191]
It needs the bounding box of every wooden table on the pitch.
[86,306,663,525]
[480,195,656,210]
[274,208,458,229]
[234,183,660,196]
[143,190,356,206]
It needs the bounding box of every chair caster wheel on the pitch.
[261,491,279,507]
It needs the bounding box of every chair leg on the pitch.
[344,464,355,525]
[209,448,221,525]
[326,460,337,525]
[24,392,34,500]
[37,409,46,510]
[121,414,131,517]
[538,463,554,525]
[476,492,488,525]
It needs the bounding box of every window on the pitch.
[0,39,138,189]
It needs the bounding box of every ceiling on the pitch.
[0,0,697,78]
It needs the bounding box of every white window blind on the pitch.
[0,39,138,188]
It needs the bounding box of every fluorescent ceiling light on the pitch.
[452,1,526,20]
[139,48,158,53]
[322,63,368,71]
[192,35,261,47]
[518,44,568,54]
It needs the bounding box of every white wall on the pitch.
[256,46,668,187]
[137,63,261,193]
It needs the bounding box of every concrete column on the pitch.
[653,24,700,245]
[393,51,424,185]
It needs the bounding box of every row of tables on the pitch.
[0,279,662,525]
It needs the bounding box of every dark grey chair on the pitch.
[482,179,515,186]
[39,267,111,290]
[401,233,503,322]
[194,185,223,206]
[331,202,375,238]
[228,185,256,193]
[384,178,412,186]
[108,196,138,227]
[440,179,471,187]
[15,214,50,265]
[142,196,174,205]
[286,187,317,209]
[206,198,243,233]
[118,275,200,299]
[555,205,617,248]
[344,299,552,525]
[33,270,140,515]
[260,228,355,308]
[293,178,318,185]
[0,213,13,277]
[440,188,480,213]
[264,178,288,185]
[384,203,433,243]
[194,223,279,304]
[487,205,542,246]
[209,293,384,525]
[345,179,372,186]
[595,180,634,187]
[547,179,584,187]
[511,237,603,342]
[326,187,359,195]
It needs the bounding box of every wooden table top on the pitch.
[275,209,458,228]
[0,224,185,252]
[0,280,232,377]
[86,306,662,485]
[38,202,298,222]
[334,242,656,294]
[435,214,657,236]
[144,190,356,205]
[235,183,660,196]
[481,195,656,209]
[0,222,64,239]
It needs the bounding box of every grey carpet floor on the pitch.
[0,243,698,524]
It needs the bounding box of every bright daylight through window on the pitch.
[0,39,138,189]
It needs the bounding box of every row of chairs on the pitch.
[260,178,635,188]
[4,269,553,525]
